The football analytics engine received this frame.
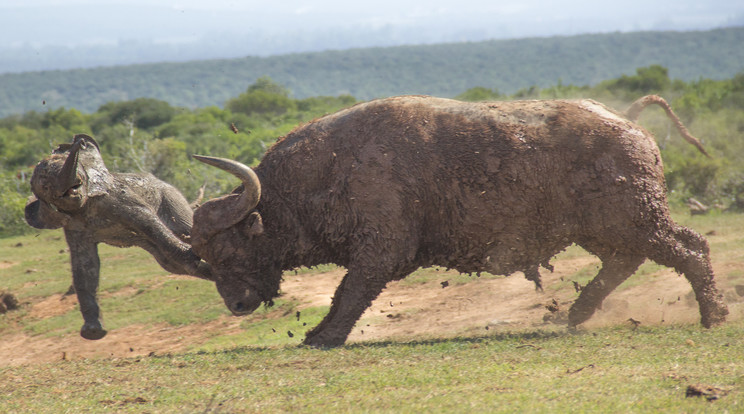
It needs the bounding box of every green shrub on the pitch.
[0,172,31,237]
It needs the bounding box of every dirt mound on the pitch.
[1,256,741,366]
[0,260,17,269]
[28,293,77,319]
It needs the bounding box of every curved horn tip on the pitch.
[192,154,216,163]
[192,155,261,209]
[72,133,100,151]
[192,155,257,177]
[192,154,231,166]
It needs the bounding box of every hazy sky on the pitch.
[1,0,743,63]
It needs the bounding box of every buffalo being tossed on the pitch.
[26,134,212,340]
[191,95,728,347]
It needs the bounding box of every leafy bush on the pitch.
[91,97,176,133]
[455,87,502,102]
[1,70,744,237]
[602,65,672,95]
[0,172,30,236]
[225,77,297,118]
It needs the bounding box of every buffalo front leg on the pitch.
[65,231,107,340]
[568,251,644,327]
[303,268,390,348]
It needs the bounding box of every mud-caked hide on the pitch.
[191,95,728,348]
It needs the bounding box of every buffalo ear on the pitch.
[242,211,264,237]
[193,192,254,240]
[24,197,70,229]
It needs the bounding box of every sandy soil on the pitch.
[0,260,16,269]
[1,256,742,366]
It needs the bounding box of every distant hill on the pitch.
[0,27,742,118]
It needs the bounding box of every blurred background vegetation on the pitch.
[1,27,742,118]
[1,66,743,237]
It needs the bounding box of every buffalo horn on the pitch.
[73,133,100,151]
[56,139,84,197]
[193,155,261,211]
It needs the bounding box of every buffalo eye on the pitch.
[64,181,83,197]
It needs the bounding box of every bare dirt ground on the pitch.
[1,256,742,366]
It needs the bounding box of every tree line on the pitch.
[1,67,743,236]
[0,27,742,118]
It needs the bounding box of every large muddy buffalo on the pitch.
[190,95,728,347]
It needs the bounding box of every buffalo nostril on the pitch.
[233,302,246,313]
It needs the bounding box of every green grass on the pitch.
[1,229,231,337]
[1,211,744,412]
[290,264,339,275]
[194,302,331,350]
[0,322,742,412]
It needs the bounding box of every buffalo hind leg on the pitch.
[303,268,390,348]
[647,225,728,328]
[568,251,644,327]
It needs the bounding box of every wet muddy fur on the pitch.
[191,95,728,347]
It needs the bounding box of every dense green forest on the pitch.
[1,66,743,237]
[0,28,742,118]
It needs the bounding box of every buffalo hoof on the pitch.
[700,300,729,328]
[303,332,346,348]
[80,322,107,340]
